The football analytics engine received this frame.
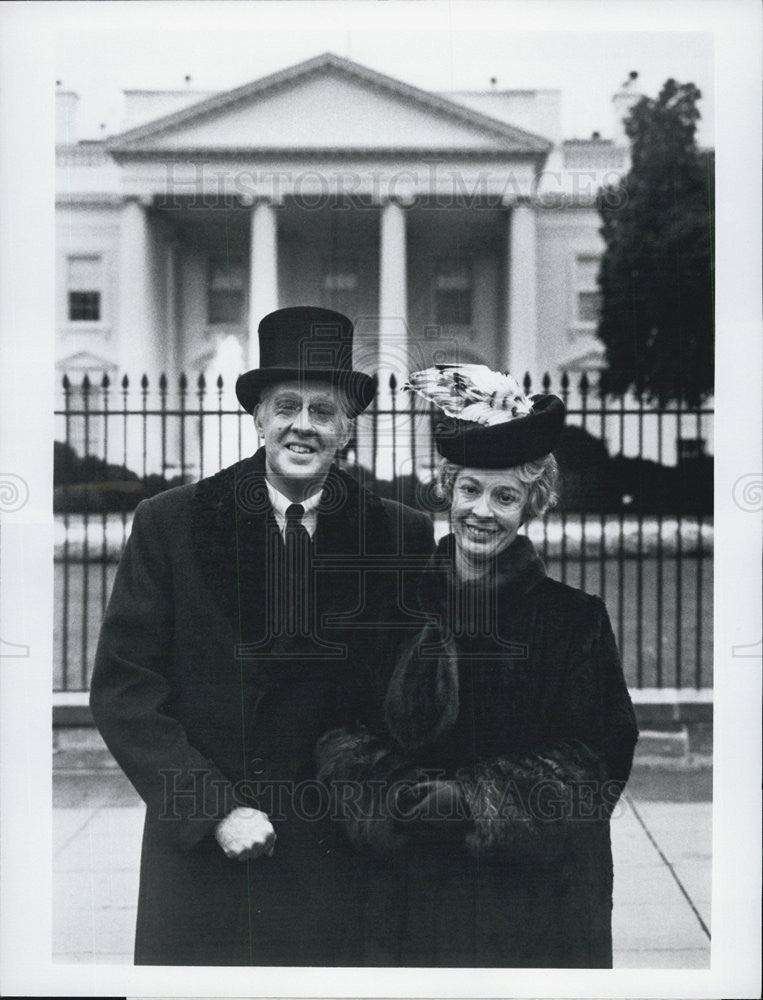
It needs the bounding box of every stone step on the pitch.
[635,728,690,759]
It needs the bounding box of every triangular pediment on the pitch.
[108,52,550,156]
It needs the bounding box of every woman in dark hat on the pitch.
[317,365,639,968]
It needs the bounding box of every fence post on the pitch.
[695,402,705,689]
[216,375,224,470]
[178,372,187,480]
[636,388,644,688]
[579,372,590,590]
[100,374,111,623]
[559,371,569,584]
[159,374,168,479]
[675,392,684,688]
[197,373,206,480]
[60,374,71,692]
[540,372,552,565]
[596,370,607,600]
[80,374,92,690]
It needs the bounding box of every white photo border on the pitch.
[0,1,760,997]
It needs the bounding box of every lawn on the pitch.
[54,552,712,693]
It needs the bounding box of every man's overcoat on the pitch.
[90,448,434,965]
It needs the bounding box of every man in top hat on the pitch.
[90,306,435,966]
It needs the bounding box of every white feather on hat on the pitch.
[403,364,533,425]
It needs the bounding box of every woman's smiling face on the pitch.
[451,467,529,565]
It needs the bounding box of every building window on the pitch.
[322,259,359,315]
[575,255,602,325]
[208,257,245,325]
[67,256,102,322]
[434,259,472,326]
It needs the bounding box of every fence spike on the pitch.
[523,371,532,394]
[560,370,570,391]
[197,372,206,391]
[542,371,551,392]
[121,373,129,390]
[62,373,70,390]
[81,373,91,392]
[371,372,379,388]
[216,374,224,390]
[179,372,188,392]
[389,372,398,391]
[159,373,168,391]
[579,371,590,395]
[101,372,110,389]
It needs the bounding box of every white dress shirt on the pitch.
[265,480,322,538]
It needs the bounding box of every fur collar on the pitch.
[416,533,547,640]
[191,447,390,671]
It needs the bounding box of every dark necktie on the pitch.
[285,503,309,547]
[284,503,310,635]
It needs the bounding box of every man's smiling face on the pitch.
[255,381,352,497]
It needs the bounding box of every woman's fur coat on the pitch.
[317,534,639,967]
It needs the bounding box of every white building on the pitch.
[56,53,709,472]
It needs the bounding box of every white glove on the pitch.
[214,806,276,862]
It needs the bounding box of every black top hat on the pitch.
[435,393,566,468]
[235,306,376,417]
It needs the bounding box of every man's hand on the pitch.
[214,806,276,862]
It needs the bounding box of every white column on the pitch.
[377,198,409,481]
[507,198,538,385]
[379,198,408,387]
[248,199,278,369]
[162,237,185,477]
[118,197,154,383]
[118,196,164,474]
[164,237,179,378]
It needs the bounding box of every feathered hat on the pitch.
[404,364,565,469]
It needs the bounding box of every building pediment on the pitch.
[107,52,551,158]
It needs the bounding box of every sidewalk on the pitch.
[52,753,711,968]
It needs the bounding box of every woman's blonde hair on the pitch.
[435,454,559,522]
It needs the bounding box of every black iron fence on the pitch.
[54,370,713,694]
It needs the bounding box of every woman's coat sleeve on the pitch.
[89,499,237,851]
[315,725,421,856]
[457,597,639,858]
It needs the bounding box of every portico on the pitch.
[112,191,543,382]
[104,53,550,398]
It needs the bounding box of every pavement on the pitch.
[52,747,712,968]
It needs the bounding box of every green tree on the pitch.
[596,78,714,405]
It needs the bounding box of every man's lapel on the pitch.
[192,449,275,647]
[191,452,391,657]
